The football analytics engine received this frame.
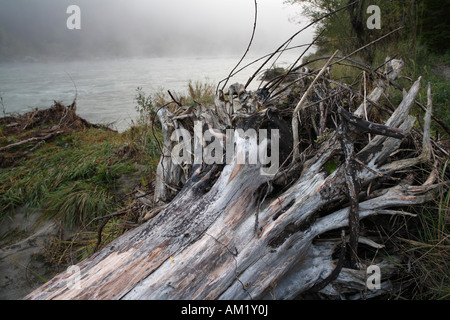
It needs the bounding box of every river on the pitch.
[0,54,298,132]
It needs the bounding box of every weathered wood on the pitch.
[153,107,184,203]
[292,50,339,159]
[25,64,442,300]
[337,116,360,268]
[0,130,64,152]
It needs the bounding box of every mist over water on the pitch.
[0,0,310,61]
[0,0,313,131]
[0,54,302,131]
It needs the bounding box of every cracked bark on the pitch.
[25,67,442,300]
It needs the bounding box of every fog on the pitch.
[0,0,313,62]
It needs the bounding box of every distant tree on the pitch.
[284,0,371,59]
[420,0,450,53]
[284,0,449,61]
[345,0,367,49]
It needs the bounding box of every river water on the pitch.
[0,55,298,132]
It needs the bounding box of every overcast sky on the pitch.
[0,0,313,61]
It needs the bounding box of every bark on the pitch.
[153,107,184,203]
[25,61,442,300]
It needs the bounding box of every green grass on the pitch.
[43,182,114,227]
[187,80,215,105]
[0,128,138,228]
[377,46,450,138]
[402,198,450,299]
[392,161,450,300]
[128,80,216,170]
[302,41,450,138]
[297,40,450,299]
[1,80,215,233]
[0,79,215,267]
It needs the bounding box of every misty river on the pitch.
[0,55,296,132]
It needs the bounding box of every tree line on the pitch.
[285,0,450,62]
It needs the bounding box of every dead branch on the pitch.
[24,52,447,300]
[0,130,64,152]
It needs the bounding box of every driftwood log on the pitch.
[25,57,443,300]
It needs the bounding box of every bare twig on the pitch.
[168,90,182,107]
[338,114,360,268]
[0,130,64,152]
[216,38,357,89]
[261,28,326,103]
[332,27,403,67]
[243,0,359,90]
[292,50,339,160]
[338,107,406,139]
[307,231,347,293]
[220,0,258,92]
[0,94,6,117]
[363,71,371,142]
[65,71,78,103]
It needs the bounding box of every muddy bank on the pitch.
[0,208,69,299]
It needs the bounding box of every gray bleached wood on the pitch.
[25,63,441,300]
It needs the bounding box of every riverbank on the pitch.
[0,80,216,299]
[1,71,448,299]
[0,101,158,299]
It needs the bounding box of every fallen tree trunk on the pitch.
[25,57,444,300]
